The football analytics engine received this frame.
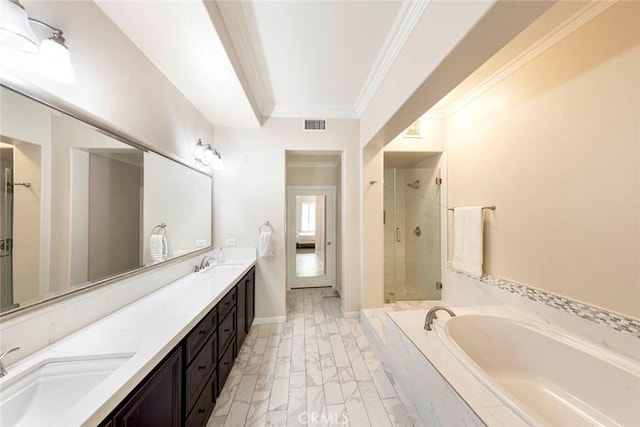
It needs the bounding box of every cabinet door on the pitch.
[246,268,255,332]
[114,348,182,427]
[236,277,246,351]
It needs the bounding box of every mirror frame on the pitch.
[0,82,213,318]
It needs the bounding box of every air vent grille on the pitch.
[304,119,327,131]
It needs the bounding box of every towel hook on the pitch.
[259,221,273,233]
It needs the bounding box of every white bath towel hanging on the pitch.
[150,234,167,262]
[259,231,275,257]
[452,207,484,277]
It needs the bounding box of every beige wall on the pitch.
[446,3,639,317]
[11,142,41,304]
[286,166,339,186]
[88,154,142,282]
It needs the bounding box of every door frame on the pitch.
[286,186,336,289]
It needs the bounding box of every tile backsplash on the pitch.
[444,265,640,361]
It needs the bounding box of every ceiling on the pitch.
[97,0,410,128]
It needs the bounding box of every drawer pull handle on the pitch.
[223,361,230,366]
[224,302,230,306]
[198,365,207,370]
[198,408,206,414]
[198,330,207,335]
[224,328,230,332]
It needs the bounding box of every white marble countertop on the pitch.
[0,248,256,426]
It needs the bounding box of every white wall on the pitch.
[214,118,361,318]
[0,0,215,360]
[143,153,212,264]
[5,0,214,164]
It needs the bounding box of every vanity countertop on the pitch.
[1,248,257,426]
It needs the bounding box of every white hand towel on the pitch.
[452,207,484,277]
[259,231,275,257]
[150,234,164,262]
[161,235,168,260]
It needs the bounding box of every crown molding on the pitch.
[434,1,616,117]
[270,105,359,119]
[353,0,431,117]
[216,1,274,116]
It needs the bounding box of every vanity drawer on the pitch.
[217,287,236,321]
[186,334,216,412]
[217,307,236,358]
[186,370,216,427]
[185,308,217,364]
[217,337,236,396]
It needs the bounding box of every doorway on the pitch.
[287,186,336,288]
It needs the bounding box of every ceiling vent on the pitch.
[303,119,327,131]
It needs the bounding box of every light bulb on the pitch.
[202,145,214,166]
[193,139,205,163]
[0,0,39,53]
[37,37,75,83]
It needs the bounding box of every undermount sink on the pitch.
[201,263,244,274]
[0,354,133,426]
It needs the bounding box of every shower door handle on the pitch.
[395,228,401,243]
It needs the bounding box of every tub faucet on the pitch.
[424,306,456,331]
[0,346,20,377]
[195,255,215,272]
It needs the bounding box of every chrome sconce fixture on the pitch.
[193,139,223,170]
[0,0,75,83]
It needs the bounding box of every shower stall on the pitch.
[0,145,14,311]
[384,167,441,302]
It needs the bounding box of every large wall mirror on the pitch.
[0,85,212,315]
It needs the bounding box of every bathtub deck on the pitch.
[361,300,442,345]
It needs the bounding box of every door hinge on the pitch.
[435,177,442,185]
[435,282,443,290]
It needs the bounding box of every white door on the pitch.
[287,186,335,288]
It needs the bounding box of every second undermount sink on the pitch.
[0,354,133,426]
[202,263,244,274]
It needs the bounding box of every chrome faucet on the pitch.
[424,306,456,331]
[194,255,215,272]
[0,346,20,377]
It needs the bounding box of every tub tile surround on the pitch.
[361,306,525,427]
[0,249,256,426]
[443,266,640,362]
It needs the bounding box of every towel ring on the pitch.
[152,223,167,235]
[259,221,273,233]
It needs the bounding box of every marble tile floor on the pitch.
[207,288,423,426]
[296,252,325,277]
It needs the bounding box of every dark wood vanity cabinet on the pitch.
[101,266,255,427]
[236,268,256,352]
[112,348,182,427]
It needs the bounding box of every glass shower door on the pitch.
[0,165,14,311]
[384,167,441,302]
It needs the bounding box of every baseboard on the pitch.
[253,315,286,325]
[341,309,360,319]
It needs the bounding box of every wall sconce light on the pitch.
[194,139,223,170]
[0,0,76,83]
